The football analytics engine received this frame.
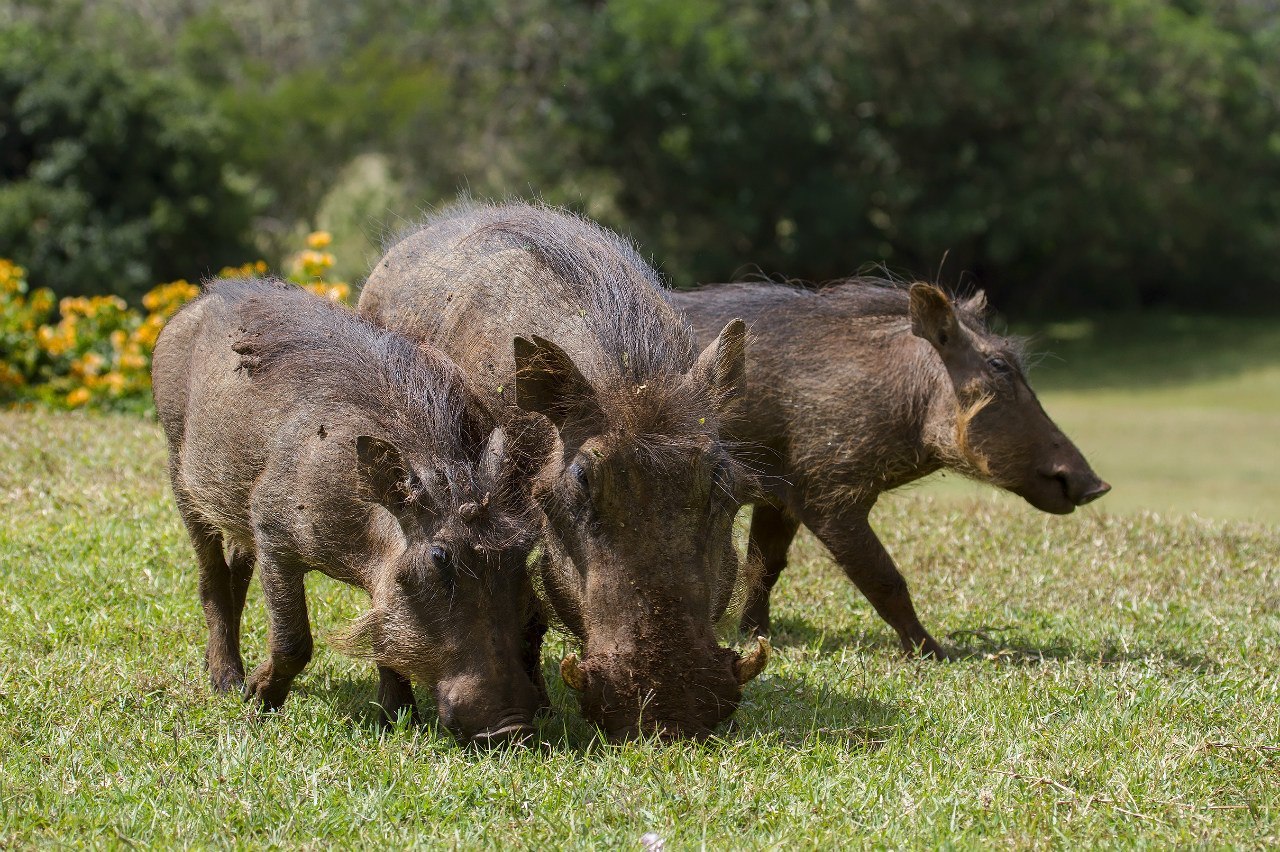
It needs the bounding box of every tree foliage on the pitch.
[4,0,1279,312]
[0,23,255,301]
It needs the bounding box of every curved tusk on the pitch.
[734,636,771,685]
[560,654,588,691]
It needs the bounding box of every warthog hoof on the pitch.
[243,662,292,710]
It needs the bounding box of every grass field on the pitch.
[2,315,1278,847]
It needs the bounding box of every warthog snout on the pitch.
[1042,462,1112,509]
[436,675,539,747]
[559,638,770,740]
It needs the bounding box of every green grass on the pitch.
[2,402,1277,848]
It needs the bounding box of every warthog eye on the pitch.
[569,462,589,493]
[987,356,1012,375]
[430,544,452,575]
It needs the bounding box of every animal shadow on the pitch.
[759,613,1218,671]
[944,625,1220,671]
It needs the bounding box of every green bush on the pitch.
[0,24,256,302]
[557,0,1280,312]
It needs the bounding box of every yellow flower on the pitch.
[102,372,127,395]
[66,387,91,407]
[304,281,351,303]
[29,289,54,314]
[132,317,163,349]
[307,231,333,249]
[75,352,105,377]
[0,362,24,389]
[119,351,147,371]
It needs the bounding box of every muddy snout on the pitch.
[560,638,770,741]
[435,674,538,746]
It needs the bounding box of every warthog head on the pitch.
[513,324,769,740]
[910,283,1110,514]
[339,424,550,745]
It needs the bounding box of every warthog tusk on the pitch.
[560,654,588,691]
[735,636,771,685]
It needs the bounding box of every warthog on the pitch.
[359,202,769,740]
[672,279,1110,658]
[152,278,549,744]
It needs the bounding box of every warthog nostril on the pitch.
[1076,481,1112,505]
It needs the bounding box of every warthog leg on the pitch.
[809,506,948,660]
[177,504,247,692]
[739,504,801,637]
[243,553,313,710]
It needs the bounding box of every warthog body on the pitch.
[152,278,548,743]
[672,280,1109,657]
[359,202,768,739]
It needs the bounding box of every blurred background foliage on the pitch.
[2,0,1278,313]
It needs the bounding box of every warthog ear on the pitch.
[692,318,747,410]
[356,435,418,529]
[963,289,989,317]
[513,336,603,433]
[909,283,962,353]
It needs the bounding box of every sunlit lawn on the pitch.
[1,314,1277,846]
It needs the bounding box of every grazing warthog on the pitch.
[672,279,1110,658]
[359,202,769,740]
[152,278,549,744]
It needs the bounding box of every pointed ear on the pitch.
[692,318,747,408]
[356,435,417,527]
[513,336,603,431]
[962,289,988,317]
[909,283,961,353]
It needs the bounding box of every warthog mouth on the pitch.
[465,716,536,748]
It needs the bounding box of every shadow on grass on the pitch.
[763,614,1219,671]
[296,657,901,754]
[943,625,1221,671]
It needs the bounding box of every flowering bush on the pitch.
[0,232,350,413]
[0,260,56,400]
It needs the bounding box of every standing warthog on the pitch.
[672,279,1110,658]
[152,278,550,744]
[359,202,769,740]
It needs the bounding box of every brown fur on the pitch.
[672,278,1109,657]
[152,278,550,742]
[360,202,759,739]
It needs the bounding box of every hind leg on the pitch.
[176,505,245,691]
[739,504,801,637]
[223,543,255,684]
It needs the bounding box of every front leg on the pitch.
[739,504,801,637]
[243,554,313,710]
[376,665,419,727]
[806,505,947,659]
